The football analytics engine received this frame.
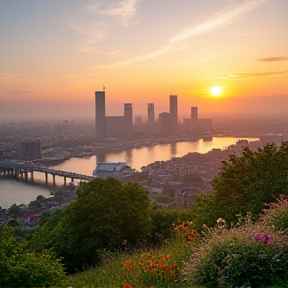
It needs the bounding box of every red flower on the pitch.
[122,283,133,288]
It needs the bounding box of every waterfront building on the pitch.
[95,91,106,142]
[191,107,198,128]
[19,140,42,161]
[124,103,133,140]
[93,162,133,178]
[147,103,155,126]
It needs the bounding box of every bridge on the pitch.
[0,161,94,186]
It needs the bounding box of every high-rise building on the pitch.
[191,106,198,128]
[95,91,106,142]
[19,140,42,161]
[158,112,171,137]
[169,95,178,133]
[124,103,133,140]
[147,103,155,126]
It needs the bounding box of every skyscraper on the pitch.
[191,106,198,128]
[169,95,178,133]
[124,103,133,140]
[147,103,155,126]
[158,112,171,137]
[95,91,106,142]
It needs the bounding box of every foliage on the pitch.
[28,194,46,208]
[8,203,22,216]
[262,194,288,231]
[28,209,64,253]
[122,253,179,287]
[30,177,152,273]
[189,194,218,231]
[149,208,194,244]
[70,222,196,288]
[191,142,288,226]
[184,214,288,287]
[153,193,175,204]
[0,224,66,288]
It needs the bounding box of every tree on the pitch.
[8,203,21,217]
[0,225,66,287]
[30,177,152,272]
[210,142,288,224]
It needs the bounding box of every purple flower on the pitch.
[254,233,273,244]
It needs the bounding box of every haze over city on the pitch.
[0,0,287,121]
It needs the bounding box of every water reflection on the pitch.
[170,143,177,158]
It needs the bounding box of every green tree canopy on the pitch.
[191,142,288,228]
[30,177,152,272]
[0,225,65,287]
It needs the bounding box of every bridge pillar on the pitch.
[25,172,28,181]
[53,174,56,186]
[45,172,48,184]
[71,177,74,183]
[64,177,66,186]
[30,171,33,181]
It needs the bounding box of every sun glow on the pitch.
[210,86,222,97]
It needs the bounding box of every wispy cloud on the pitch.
[170,0,267,43]
[93,0,268,67]
[229,71,288,79]
[205,70,288,82]
[0,73,24,83]
[257,57,288,62]
[101,0,138,26]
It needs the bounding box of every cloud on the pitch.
[229,71,288,79]
[93,0,268,67]
[170,0,267,43]
[101,0,138,26]
[257,57,288,62]
[205,70,288,82]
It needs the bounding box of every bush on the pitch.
[150,208,194,244]
[184,215,288,287]
[0,225,66,288]
[263,194,288,231]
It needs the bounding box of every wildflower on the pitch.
[160,255,170,262]
[187,231,197,241]
[159,264,167,271]
[254,233,273,244]
[122,283,133,288]
[124,261,134,269]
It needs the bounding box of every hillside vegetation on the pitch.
[1,142,288,287]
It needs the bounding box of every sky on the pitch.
[0,0,287,121]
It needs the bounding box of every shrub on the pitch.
[184,215,288,287]
[0,225,66,287]
[262,194,288,231]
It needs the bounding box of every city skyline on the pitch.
[0,0,287,121]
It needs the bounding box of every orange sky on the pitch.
[0,0,287,121]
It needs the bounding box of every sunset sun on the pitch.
[210,86,222,97]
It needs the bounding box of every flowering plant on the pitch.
[122,252,179,288]
[172,221,197,242]
[254,233,273,244]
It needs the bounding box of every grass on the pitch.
[66,210,288,288]
[69,222,197,288]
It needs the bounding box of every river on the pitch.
[0,136,258,208]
